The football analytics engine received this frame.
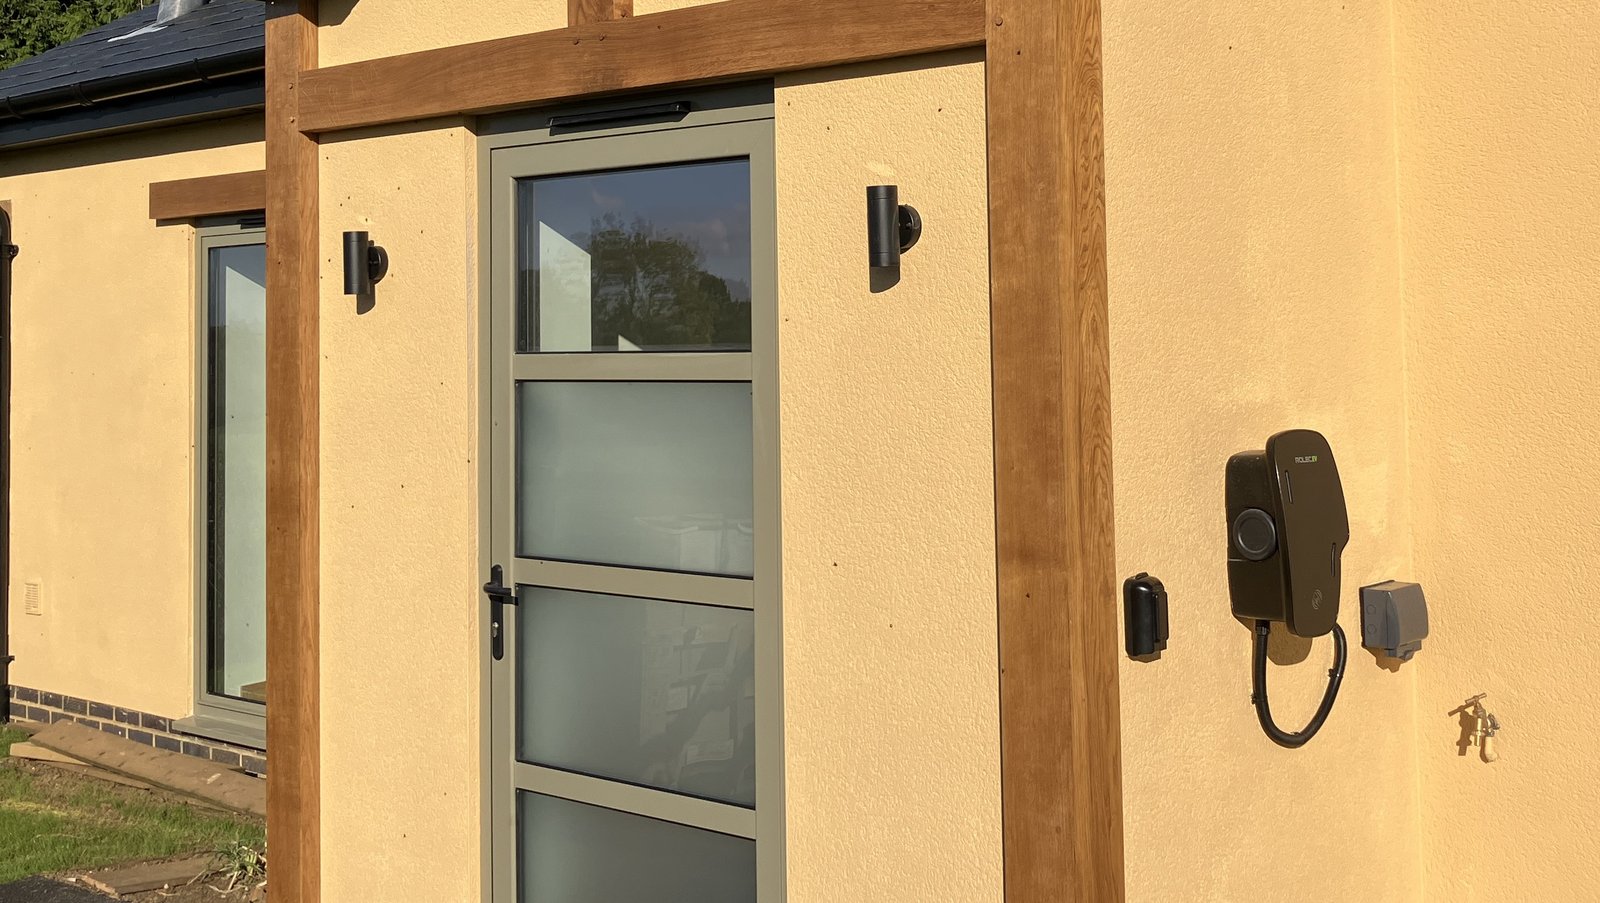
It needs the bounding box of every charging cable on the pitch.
[1251,620,1347,748]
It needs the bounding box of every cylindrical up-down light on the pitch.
[867,185,901,268]
[343,230,372,296]
[867,185,923,269]
[343,231,388,297]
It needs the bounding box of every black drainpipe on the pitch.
[0,207,13,720]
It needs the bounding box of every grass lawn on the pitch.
[0,725,266,883]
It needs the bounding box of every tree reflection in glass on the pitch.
[516,159,753,353]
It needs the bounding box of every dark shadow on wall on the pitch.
[1452,706,1479,757]
[316,0,359,26]
[1266,623,1313,666]
[0,115,262,178]
[1236,617,1313,666]
[1364,645,1407,673]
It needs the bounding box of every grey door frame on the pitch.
[478,89,783,902]
[187,222,268,746]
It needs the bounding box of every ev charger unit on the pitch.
[1226,429,1350,749]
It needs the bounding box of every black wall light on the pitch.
[866,185,922,268]
[342,231,389,297]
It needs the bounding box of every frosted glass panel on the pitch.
[518,588,756,806]
[519,792,755,903]
[206,243,267,702]
[514,160,753,352]
[516,382,754,576]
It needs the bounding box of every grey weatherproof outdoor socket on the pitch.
[1359,580,1430,662]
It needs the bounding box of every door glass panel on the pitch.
[206,243,268,702]
[517,587,756,807]
[515,159,752,353]
[516,381,754,576]
[519,792,755,903]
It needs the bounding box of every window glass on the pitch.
[515,159,752,353]
[517,587,756,807]
[515,381,754,576]
[518,792,755,903]
[206,243,268,703]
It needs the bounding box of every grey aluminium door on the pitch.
[485,100,781,902]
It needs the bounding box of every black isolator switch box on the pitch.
[1124,572,1169,659]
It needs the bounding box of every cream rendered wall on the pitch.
[774,51,1001,903]
[318,0,564,66]
[318,0,731,68]
[317,120,482,902]
[632,0,717,15]
[1393,3,1600,900]
[1102,1,1422,900]
[0,118,263,718]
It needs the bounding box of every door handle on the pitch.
[483,565,516,661]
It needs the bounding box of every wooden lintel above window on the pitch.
[149,170,267,221]
[296,0,984,134]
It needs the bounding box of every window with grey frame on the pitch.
[485,90,782,902]
[190,222,268,743]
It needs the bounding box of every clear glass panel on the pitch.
[516,382,754,576]
[205,243,268,703]
[517,587,756,806]
[515,159,752,353]
[518,792,755,903]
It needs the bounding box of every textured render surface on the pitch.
[1394,3,1600,900]
[0,118,264,718]
[1101,2,1422,900]
[633,0,717,15]
[774,51,1002,903]
[317,0,565,67]
[317,121,481,901]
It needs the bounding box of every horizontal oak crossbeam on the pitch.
[148,170,266,220]
[296,0,984,134]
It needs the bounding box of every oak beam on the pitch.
[148,170,266,221]
[263,2,319,902]
[568,0,632,26]
[297,0,984,134]
[986,0,1126,899]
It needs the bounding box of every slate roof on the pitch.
[0,0,262,118]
